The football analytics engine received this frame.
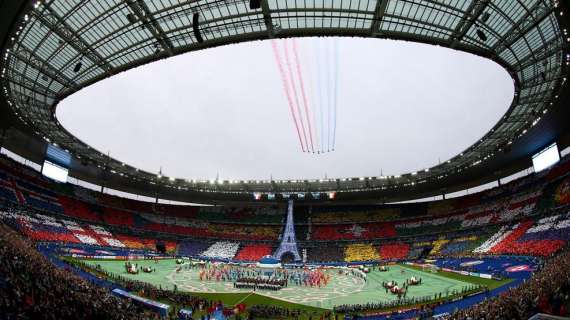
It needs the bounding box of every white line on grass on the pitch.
[234,291,254,306]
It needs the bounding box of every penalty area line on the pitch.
[234,291,254,306]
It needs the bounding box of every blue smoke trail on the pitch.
[332,39,338,151]
[324,39,331,152]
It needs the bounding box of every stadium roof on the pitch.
[0,0,569,203]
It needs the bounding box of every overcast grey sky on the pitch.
[57,37,513,181]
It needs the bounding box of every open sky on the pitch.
[57,37,513,181]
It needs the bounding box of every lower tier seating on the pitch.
[200,241,240,259]
[474,211,570,256]
[305,245,344,262]
[234,244,273,261]
[176,240,211,257]
[344,244,379,262]
[378,242,410,260]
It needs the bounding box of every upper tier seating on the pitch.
[101,207,135,227]
[140,219,280,241]
[312,222,397,240]
[58,196,101,222]
[196,207,283,224]
[311,207,400,223]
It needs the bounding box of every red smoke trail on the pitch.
[283,39,309,153]
[292,38,315,153]
[271,40,306,152]
[332,39,338,151]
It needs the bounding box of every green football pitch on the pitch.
[82,259,481,310]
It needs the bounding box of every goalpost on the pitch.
[422,264,438,273]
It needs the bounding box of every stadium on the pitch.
[1,0,570,319]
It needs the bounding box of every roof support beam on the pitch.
[492,1,554,53]
[486,132,514,141]
[518,91,553,105]
[504,114,532,124]
[126,0,174,55]
[30,4,113,75]
[449,0,490,48]
[370,0,389,35]
[472,145,499,154]
[522,71,563,88]
[11,46,77,91]
[260,0,275,37]
[7,73,58,97]
[10,91,48,110]
[514,36,565,70]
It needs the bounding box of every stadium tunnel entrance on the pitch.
[279,252,296,264]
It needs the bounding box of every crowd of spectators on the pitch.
[69,259,221,319]
[248,304,333,320]
[333,285,480,316]
[448,250,570,319]
[0,222,155,319]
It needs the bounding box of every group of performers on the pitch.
[233,277,286,291]
[382,276,422,299]
[124,261,156,274]
[193,264,332,289]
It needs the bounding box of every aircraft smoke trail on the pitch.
[271,40,306,152]
[284,39,309,153]
[304,39,320,153]
[316,39,325,153]
[332,39,338,151]
[292,38,315,153]
[325,39,332,152]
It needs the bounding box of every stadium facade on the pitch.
[1,2,570,319]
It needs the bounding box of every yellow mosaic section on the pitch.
[344,244,379,262]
